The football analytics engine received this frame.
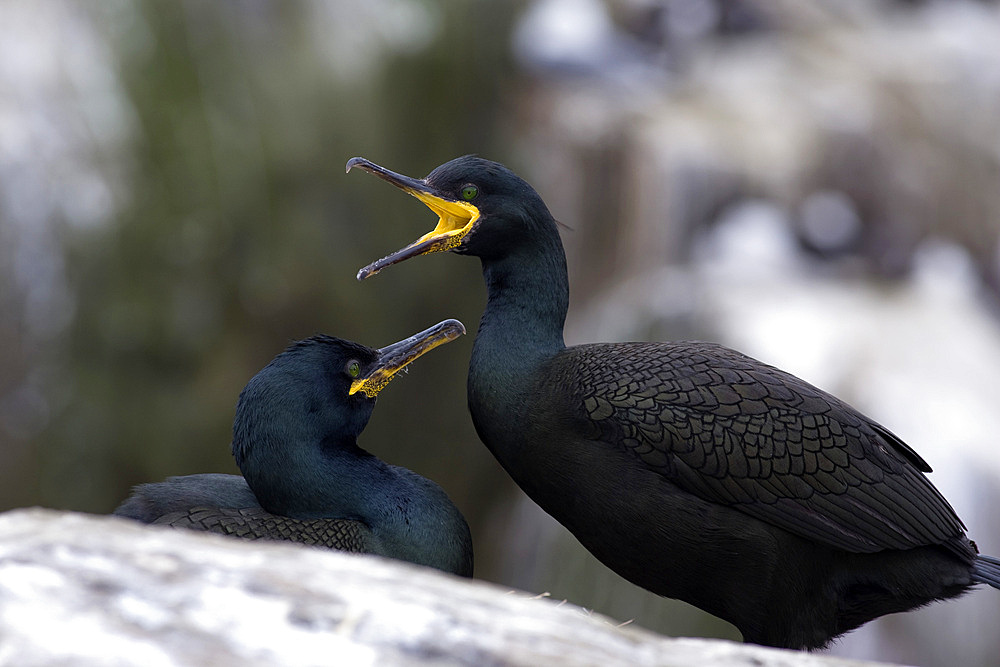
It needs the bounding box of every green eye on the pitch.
[460,184,478,201]
[347,361,360,378]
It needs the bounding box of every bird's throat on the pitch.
[468,246,569,456]
[477,245,568,364]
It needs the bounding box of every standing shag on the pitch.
[347,155,1000,648]
[114,319,473,577]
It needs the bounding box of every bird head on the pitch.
[231,319,465,476]
[348,155,556,279]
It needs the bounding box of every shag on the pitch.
[114,319,473,577]
[347,155,1000,648]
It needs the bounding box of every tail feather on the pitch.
[972,554,1000,589]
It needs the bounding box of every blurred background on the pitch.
[3,0,1000,664]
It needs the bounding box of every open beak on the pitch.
[347,157,480,280]
[349,319,466,397]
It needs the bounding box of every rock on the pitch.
[0,508,889,666]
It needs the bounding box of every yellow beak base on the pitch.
[347,156,480,280]
[348,319,466,398]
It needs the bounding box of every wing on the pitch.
[557,341,968,555]
[155,507,373,553]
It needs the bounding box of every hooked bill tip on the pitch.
[445,319,467,337]
[345,156,365,173]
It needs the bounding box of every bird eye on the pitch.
[460,184,478,201]
[346,360,361,378]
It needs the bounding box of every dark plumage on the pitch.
[115,320,473,577]
[348,155,1000,648]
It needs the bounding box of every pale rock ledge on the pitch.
[0,508,893,666]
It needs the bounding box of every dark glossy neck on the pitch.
[245,433,469,573]
[246,434,384,521]
[468,226,569,450]
[475,231,569,366]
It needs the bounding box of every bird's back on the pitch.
[539,340,971,558]
[113,474,260,522]
[114,473,374,552]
